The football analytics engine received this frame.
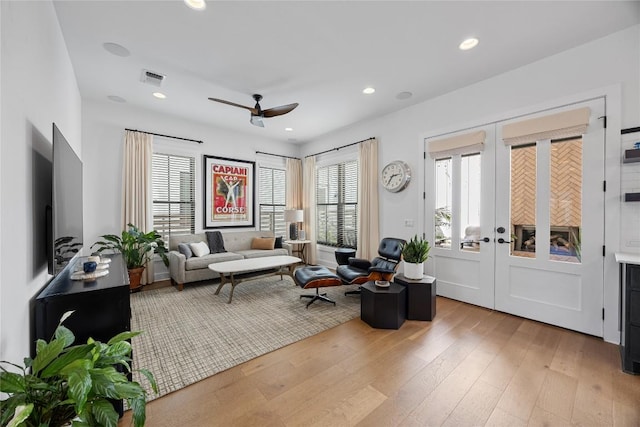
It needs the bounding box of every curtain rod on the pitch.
[622,126,640,135]
[125,128,203,144]
[305,137,375,158]
[255,150,300,160]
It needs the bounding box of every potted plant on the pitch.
[92,224,169,291]
[0,311,156,427]
[401,235,431,280]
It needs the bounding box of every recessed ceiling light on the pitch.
[285,128,293,132]
[107,95,126,103]
[153,92,166,99]
[184,0,206,10]
[362,87,376,95]
[396,91,412,100]
[459,38,479,51]
[103,42,130,57]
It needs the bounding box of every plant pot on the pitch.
[403,261,424,280]
[128,266,145,292]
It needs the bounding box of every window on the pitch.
[258,167,286,237]
[152,153,195,243]
[434,158,452,248]
[316,160,358,248]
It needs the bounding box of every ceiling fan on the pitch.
[208,94,298,128]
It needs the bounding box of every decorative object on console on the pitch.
[91,223,169,292]
[401,235,431,280]
[381,160,411,192]
[203,155,255,228]
[0,311,157,427]
[285,209,303,240]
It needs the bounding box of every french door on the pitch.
[494,99,605,336]
[425,98,605,336]
[426,125,496,310]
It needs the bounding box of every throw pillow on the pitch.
[252,237,275,250]
[206,231,227,254]
[274,236,283,249]
[178,243,193,259]
[189,241,210,257]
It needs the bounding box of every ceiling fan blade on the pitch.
[250,115,264,127]
[262,103,299,118]
[208,97,258,115]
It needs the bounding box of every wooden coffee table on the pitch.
[209,255,301,303]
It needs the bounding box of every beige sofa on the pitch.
[168,230,291,290]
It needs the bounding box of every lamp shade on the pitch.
[284,209,303,223]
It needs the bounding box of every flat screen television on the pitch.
[48,123,83,275]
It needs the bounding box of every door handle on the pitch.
[481,237,491,242]
[497,237,511,244]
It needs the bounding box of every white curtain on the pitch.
[302,156,317,264]
[122,130,154,284]
[286,158,303,209]
[357,138,379,259]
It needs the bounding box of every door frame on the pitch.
[421,85,622,343]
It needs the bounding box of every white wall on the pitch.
[82,100,300,251]
[0,1,82,364]
[301,25,640,343]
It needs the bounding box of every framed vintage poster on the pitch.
[203,155,255,228]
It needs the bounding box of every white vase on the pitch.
[404,261,424,280]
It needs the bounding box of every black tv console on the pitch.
[33,253,130,354]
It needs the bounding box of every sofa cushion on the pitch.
[274,236,283,248]
[252,237,275,250]
[178,243,193,259]
[206,231,227,254]
[185,252,244,270]
[235,248,290,259]
[190,241,210,257]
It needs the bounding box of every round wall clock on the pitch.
[381,160,411,193]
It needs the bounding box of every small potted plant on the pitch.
[401,235,431,280]
[92,224,169,291]
[0,311,156,427]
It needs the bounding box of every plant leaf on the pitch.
[137,368,158,394]
[41,344,93,378]
[55,325,76,348]
[88,398,119,427]
[6,403,33,427]
[103,341,131,359]
[0,372,25,393]
[66,364,92,413]
[129,396,147,427]
[113,381,144,399]
[106,330,140,345]
[32,338,66,374]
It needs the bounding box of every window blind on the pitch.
[152,153,195,243]
[502,107,591,146]
[258,167,287,237]
[428,130,486,158]
[316,159,358,248]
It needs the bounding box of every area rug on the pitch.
[129,275,360,400]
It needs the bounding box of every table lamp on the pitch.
[285,209,303,240]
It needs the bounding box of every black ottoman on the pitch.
[335,248,356,265]
[294,266,342,308]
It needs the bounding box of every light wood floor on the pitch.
[120,296,640,426]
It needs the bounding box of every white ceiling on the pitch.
[53,1,640,143]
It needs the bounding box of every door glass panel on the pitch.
[435,158,452,248]
[549,138,582,264]
[460,153,481,252]
[510,144,536,257]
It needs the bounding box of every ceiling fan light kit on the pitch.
[208,94,298,128]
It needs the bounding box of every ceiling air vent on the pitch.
[140,69,165,87]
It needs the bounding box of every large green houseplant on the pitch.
[401,235,431,280]
[91,224,169,291]
[0,311,156,427]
